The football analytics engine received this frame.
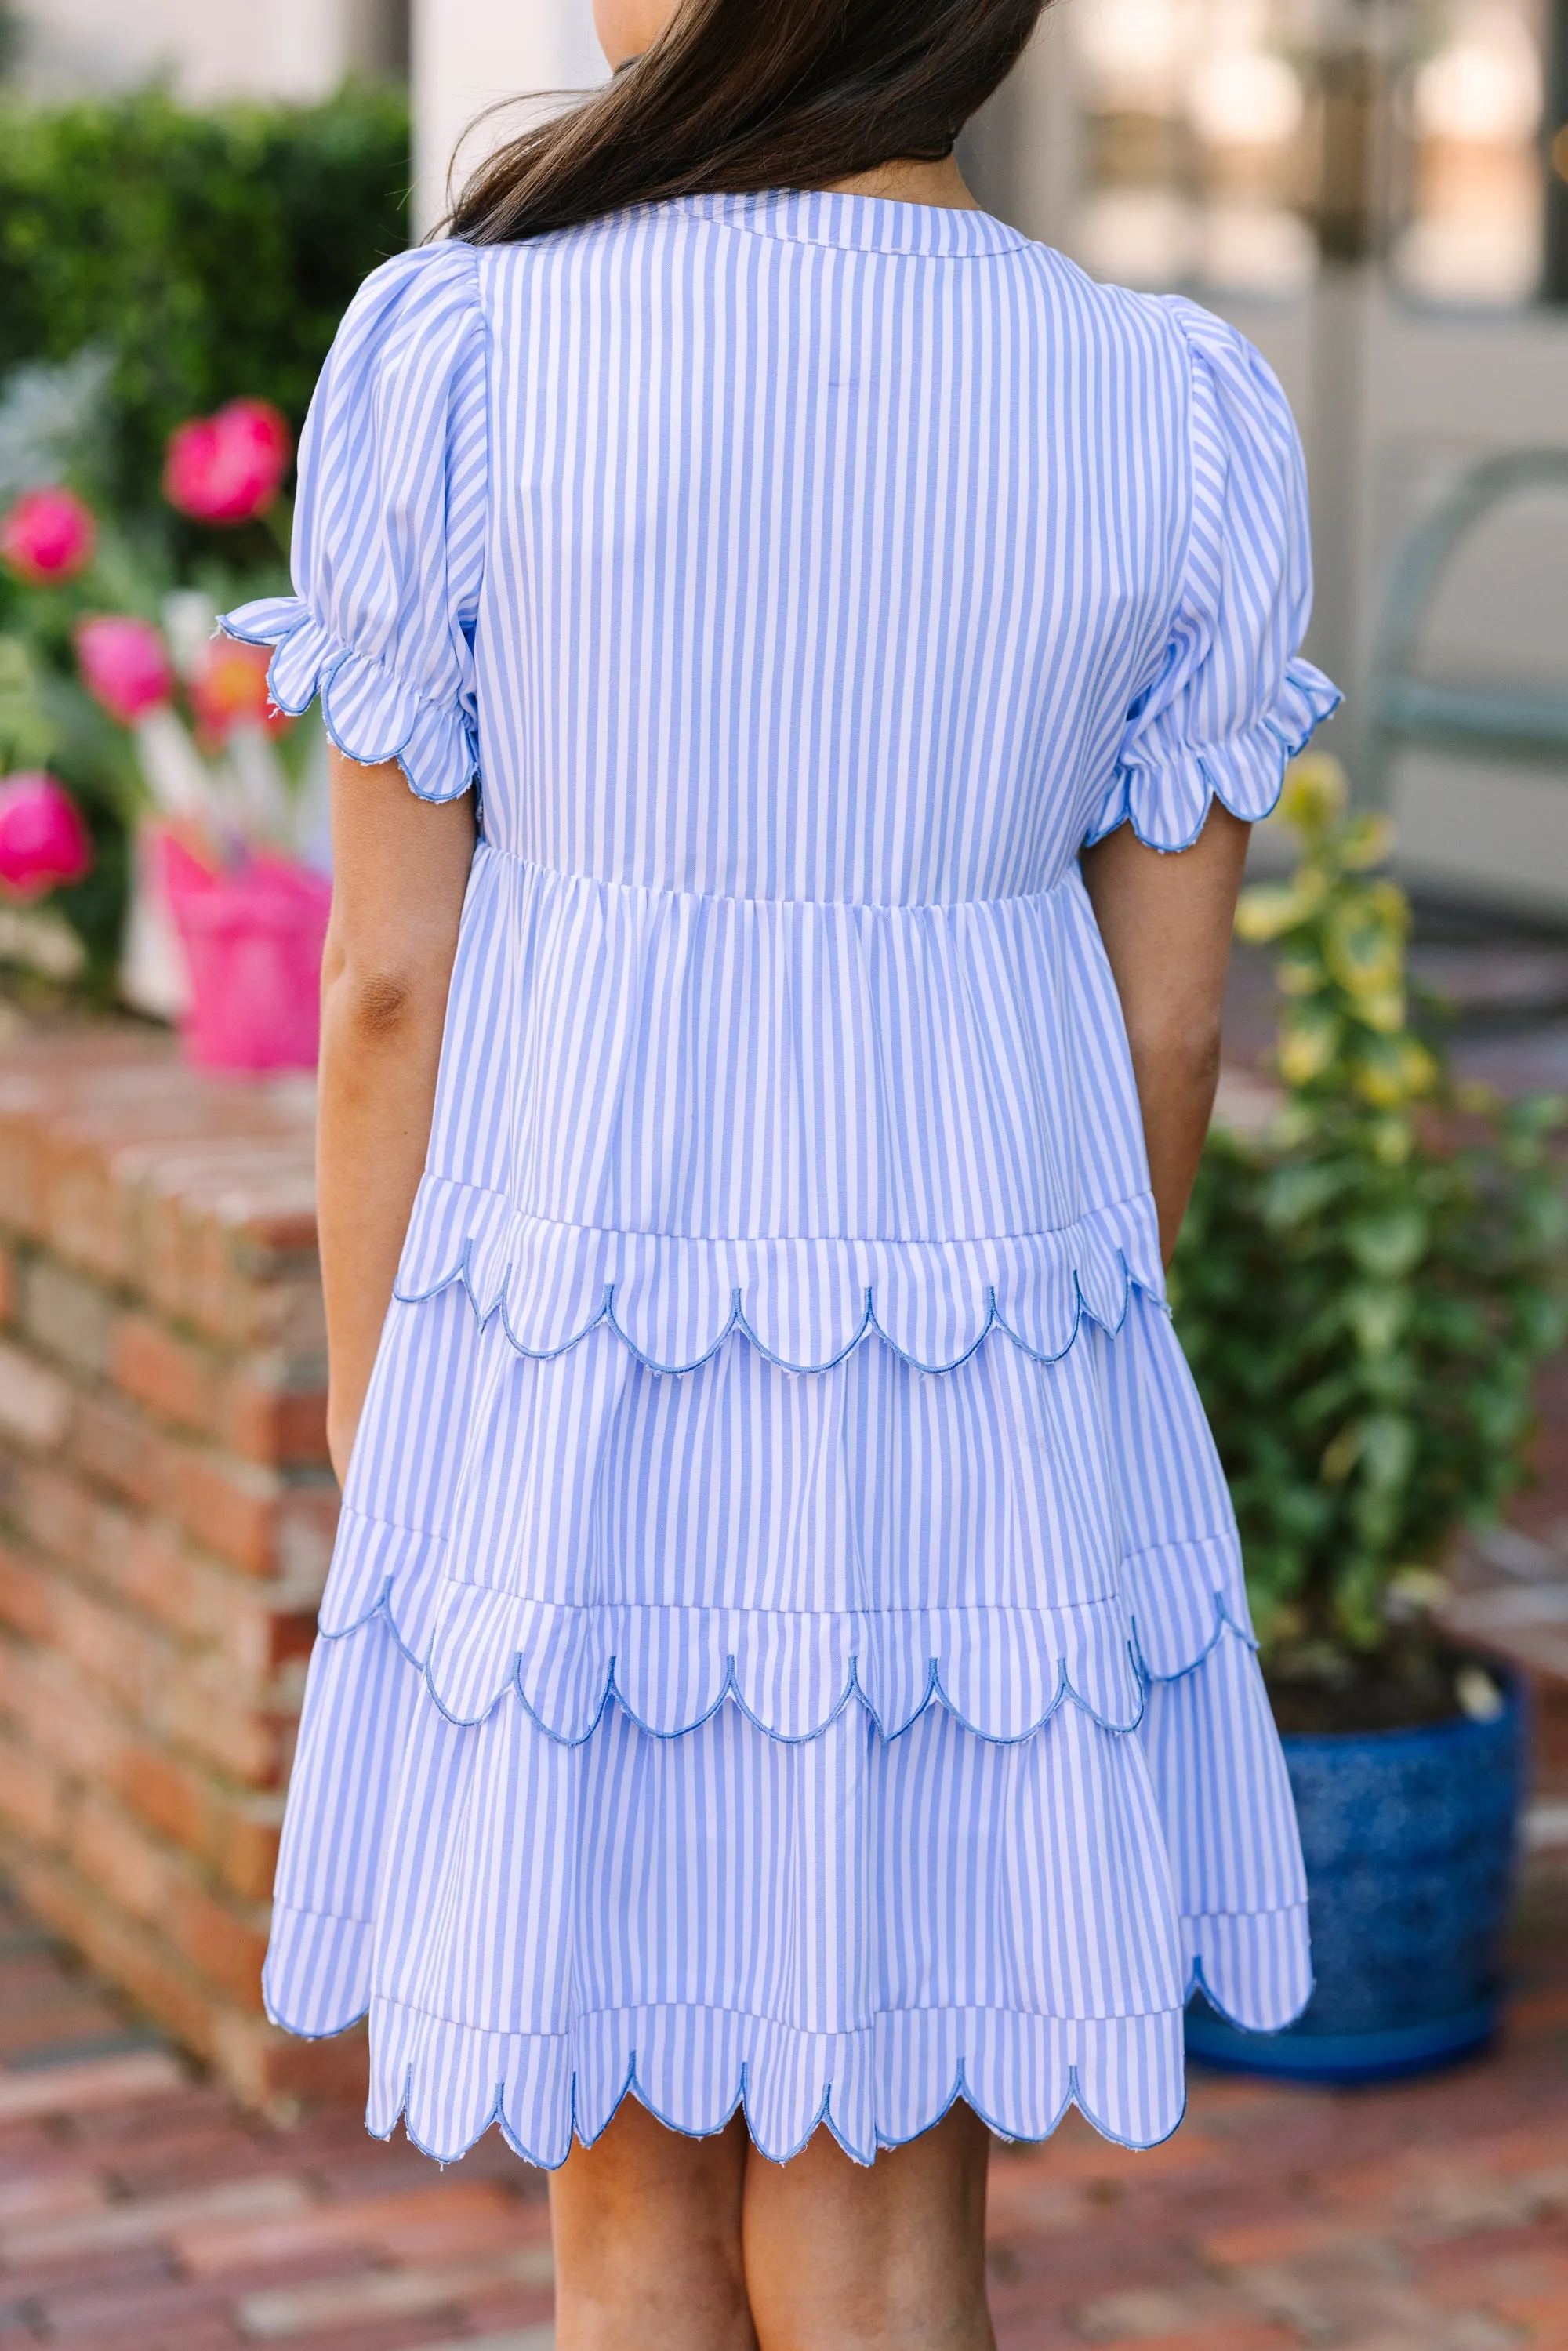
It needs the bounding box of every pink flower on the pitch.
[189,639,290,746]
[163,399,293,525]
[0,487,97,585]
[0,773,93,901]
[76,615,174,725]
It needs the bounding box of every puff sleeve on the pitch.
[1087,299,1341,852]
[220,241,488,804]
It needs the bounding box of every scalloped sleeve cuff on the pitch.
[1087,651,1341,851]
[222,595,479,804]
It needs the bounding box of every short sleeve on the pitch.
[221,241,488,804]
[1085,299,1341,853]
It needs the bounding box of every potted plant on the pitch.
[1172,756,1567,2081]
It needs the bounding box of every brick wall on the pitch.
[0,1025,360,2107]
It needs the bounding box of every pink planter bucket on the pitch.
[159,830,331,1072]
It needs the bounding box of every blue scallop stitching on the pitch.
[392,1239,1157,1380]
[367,2032,1191,2170]
[1185,1948,1315,2034]
[1129,1591,1259,1685]
[405,1626,1147,1748]
[220,607,478,806]
[1083,666,1342,858]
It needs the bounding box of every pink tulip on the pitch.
[0,487,97,585]
[163,399,292,525]
[76,615,174,725]
[0,773,93,901]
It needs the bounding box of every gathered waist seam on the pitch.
[472,835,1085,919]
[409,1171,1157,1254]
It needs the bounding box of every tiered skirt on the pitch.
[267,1203,1310,2166]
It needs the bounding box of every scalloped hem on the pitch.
[220,596,478,804]
[358,1992,1188,2165]
[1183,1906,1312,2033]
[392,1175,1167,1378]
[1085,656,1342,855]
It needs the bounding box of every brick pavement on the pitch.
[0,1867,1559,2350]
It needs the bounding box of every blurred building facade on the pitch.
[973,0,1568,915]
[9,0,408,101]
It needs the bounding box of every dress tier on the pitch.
[223,194,1338,2162]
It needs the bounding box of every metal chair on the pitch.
[1363,449,1568,808]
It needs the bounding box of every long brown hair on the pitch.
[448,0,1050,245]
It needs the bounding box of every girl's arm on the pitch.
[317,748,476,1481]
[1080,804,1250,1266]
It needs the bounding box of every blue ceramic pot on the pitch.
[1186,1671,1527,2084]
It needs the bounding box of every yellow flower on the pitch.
[1338,813,1396,871]
[1236,867,1328,942]
[1279,754,1348,839]
[1276,949,1324,997]
[1353,1033,1437,1107]
[1279,1003,1342,1085]
[1323,900,1405,1000]
[1348,987,1406,1035]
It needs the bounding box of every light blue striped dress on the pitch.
[224,189,1339,2167]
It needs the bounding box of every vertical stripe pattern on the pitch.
[227,190,1334,2164]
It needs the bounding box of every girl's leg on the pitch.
[742,2100,996,2351]
[549,2098,757,2351]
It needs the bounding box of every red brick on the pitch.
[111,1315,216,1435]
[205,2008,367,2111]
[141,1144,315,1335]
[0,1080,59,1238]
[172,2179,523,2274]
[104,1520,317,1679]
[0,1727,63,1845]
[206,1788,283,1903]
[158,1666,285,1788]
[3,1645,130,1784]
[70,1392,170,1511]
[18,1258,111,1379]
[105,1741,279,1897]
[0,1535,57,1643]
[10,1852,218,2060]
[0,1339,70,1452]
[275,1482,339,1589]
[7,1456,100,1576]
[114,1741,207,1857]
[48,1576,176,1719]
[166,1878,269,2009]
[0,2047,187,2124]
[172,1447,281,1576]
[71,1794,172,1926]
[1202,2214,1359,2268]
[109,1518,216,1639]
[220,1372,329,1468]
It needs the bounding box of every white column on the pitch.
[412,0,607,234]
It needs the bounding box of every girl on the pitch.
[224,1,1338,2341]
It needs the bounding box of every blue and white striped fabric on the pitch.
[224,188,1338,2165]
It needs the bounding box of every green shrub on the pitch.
[1171,759,1568,1667]
[0,82,410,546]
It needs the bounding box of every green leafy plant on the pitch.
[0,83,408,550]
[1171,756,1568,1674]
